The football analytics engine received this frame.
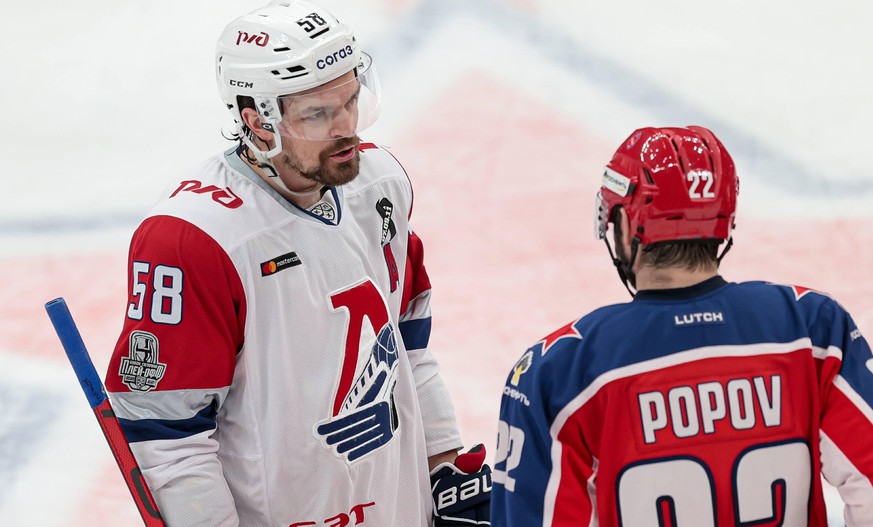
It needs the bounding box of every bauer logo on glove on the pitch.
[430,444,492,526]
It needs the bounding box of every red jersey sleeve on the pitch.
[106,215,246,401]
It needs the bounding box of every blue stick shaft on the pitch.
[45,297,106,409]
[45,297,167,526]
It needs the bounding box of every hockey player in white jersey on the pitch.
[104,2,491,525]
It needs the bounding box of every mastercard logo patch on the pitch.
[260,251,302,276]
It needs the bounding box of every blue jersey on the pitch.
[492,276,873,526]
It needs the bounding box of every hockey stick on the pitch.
[45,297,166,527]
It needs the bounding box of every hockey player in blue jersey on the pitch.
[491,125,873,526]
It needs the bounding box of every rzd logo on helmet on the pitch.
[236,31,269,47]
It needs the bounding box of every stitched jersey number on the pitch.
[616,441,812,526]
[127,261,184,325]
[494,420,526,492]
[328,279,391,416]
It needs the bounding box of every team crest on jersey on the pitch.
[315,323,400,463]
[118,330,166,392]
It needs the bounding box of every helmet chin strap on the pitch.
[603,236,639,298]
[717,236,733,264]
[241,126,325,199]
[605,236,731,298]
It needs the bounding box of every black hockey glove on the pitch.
[430,444,491,526]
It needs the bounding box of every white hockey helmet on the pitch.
[215,0,380,158]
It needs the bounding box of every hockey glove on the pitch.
[430,444,491,526]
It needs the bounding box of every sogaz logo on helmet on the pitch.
[317,45,354,70]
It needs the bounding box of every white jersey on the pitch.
[106,144,462,526]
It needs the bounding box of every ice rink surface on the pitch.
[1,0,871,525]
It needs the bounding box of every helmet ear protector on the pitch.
[594,126,739,295]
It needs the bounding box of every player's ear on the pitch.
[241,108,274,144]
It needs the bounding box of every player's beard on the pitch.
[279,136,361,188]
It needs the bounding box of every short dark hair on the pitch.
[613,211,720,271]
[639,240,719,271]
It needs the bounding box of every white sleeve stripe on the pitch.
[109,387,230,421]
[543,437,562,526]
[542,442,598,526]
[820,431,873,525]
[587,457,599,527]
[834,375,873,426]
[812,343,844,361]
[400,289,432,322]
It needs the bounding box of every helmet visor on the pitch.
[275,53,380,142]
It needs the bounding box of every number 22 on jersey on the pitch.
[616,440,811,526]
[495,419,812,526]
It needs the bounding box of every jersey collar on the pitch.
[224,147,345,225]
[633,275,728,302]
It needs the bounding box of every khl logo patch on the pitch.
[309,201,336,221]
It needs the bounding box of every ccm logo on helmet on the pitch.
[236,31,269,47]
[317,45,354,69]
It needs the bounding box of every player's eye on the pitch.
[345,93,359,110]
[301,109,327,122]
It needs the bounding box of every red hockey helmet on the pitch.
[594,126,738,245]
